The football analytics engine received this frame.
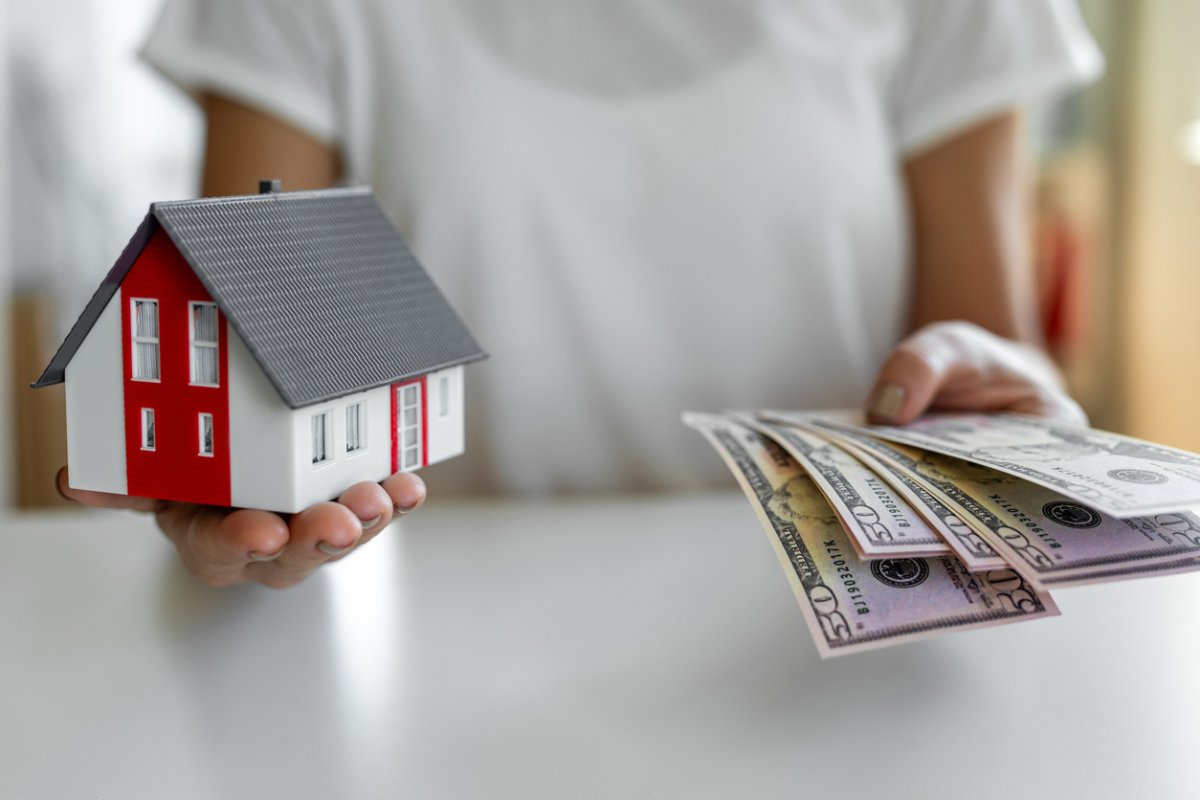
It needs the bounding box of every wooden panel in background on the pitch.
[1119,0,1200,452]
[10,292,71,508]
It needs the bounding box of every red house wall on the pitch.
[121,228,231,506]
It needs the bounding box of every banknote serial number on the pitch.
[823,540,870,616]
[988,494,1062,549]
[865,476,911,529]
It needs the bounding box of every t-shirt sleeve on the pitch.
[891,0,1104,155]
[140,0,341,144]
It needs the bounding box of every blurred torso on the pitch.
[335,0,913,492]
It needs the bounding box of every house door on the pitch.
[394,380,425,471]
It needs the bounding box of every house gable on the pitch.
[32,213,159,389]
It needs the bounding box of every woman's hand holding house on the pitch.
[32,186,483,588]
[56,467,426,588]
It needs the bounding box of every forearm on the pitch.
[903,111,1042,346]
[200,93,342,197]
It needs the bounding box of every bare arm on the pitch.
[200,92,341,195]
[866,111,1084,425]
[903,111,1040,344]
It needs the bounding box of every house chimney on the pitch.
[259,178,282,194]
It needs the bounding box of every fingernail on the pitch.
[318,542,353,557]
[360,515,383,530]
[250,548,285,562]
[870,384,906,421]
[394,502,418,516]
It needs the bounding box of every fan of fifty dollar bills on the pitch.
[683,410,1200,658]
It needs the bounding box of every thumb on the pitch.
[56,467,164,513]
[865,333,958,425]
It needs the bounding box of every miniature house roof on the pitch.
[33,185,487,408]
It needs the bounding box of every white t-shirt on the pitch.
[142,0,1101,493]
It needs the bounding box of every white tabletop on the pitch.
[2,493,1197,799]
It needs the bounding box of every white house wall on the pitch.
[291,385,392,512]
[64,290,126,494]
[426,365,465,465]
[227,332,297,512]
[229,358,466,513]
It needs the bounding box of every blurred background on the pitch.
[0,0,1197,510]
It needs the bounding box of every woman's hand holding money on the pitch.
[866,320,1087,426]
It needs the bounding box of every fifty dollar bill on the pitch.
[683,413,1058,657]
[735,414,951,559]
[821,411,1200,518]
[774,412,1200,589]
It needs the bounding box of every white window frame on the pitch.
[198,413,214,457]
[345,402,366,455]
[140,408,156,451]
[189,301,220,387]
[398,383,422,472]
[311,411,333,467]
[438,376,450,418]
[130,298,160,382]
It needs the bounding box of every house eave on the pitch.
[277,351,489,410]
[30,214,160,388]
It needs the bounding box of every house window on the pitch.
[190,302,219,386]
[312,412,331,465]
[346,402,365,454]
[141,408,156,451]
[439,376,450,417]
[131,299,160,380]
[198,413,214,456]
[399,383,422,471]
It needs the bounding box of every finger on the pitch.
[157,506,290,588]
[869,322,1087,426]
[337,481,394,544]
[338,481,393,530]
[193,508,292,569]
[866,332,960,424]
[1010,390,1089,427]
[380,472,427,516]
[56,467,163,513]
[260,502,363,585]
[929,379,1058,413]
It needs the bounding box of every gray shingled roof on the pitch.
[34,186,486,407]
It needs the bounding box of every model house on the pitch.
[33,182,486,513]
